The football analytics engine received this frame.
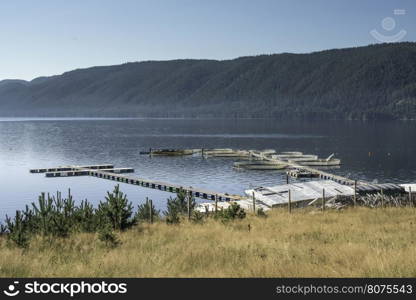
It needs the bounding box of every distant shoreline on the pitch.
[0,116,415,122]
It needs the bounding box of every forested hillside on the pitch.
[1,42,415,119]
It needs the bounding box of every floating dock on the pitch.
[286,169,320,179]
[30,164,244,201]
[30,164,114,173]
[29,148,373,209]
[249,151,366,185]
[44,168,135,177]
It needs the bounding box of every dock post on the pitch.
[322,188,325,212]
[215,194,218,213]
[288,189,292,213]
[187,191,191,220]
[353,180,357,207]
[201,148,204,157]
[409,187,412,207]
[149,199,153,224]
[286,173,289,184]
[252,191,256,213]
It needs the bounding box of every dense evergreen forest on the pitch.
[0,42,415,120]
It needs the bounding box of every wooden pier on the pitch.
[29,149,367,205]
[30,165,245,201]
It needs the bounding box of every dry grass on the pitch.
[1,207,416,277]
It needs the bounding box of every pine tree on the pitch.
[135,197,160,223]
[97,185,134,230]
[5,210,30,248]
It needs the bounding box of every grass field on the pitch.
[1,207,415,277]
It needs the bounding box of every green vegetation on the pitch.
[1,204,416,277]
[1,42,415,120]
[1,185,239,249]
[1,185,416,277]
[135,197,160,223]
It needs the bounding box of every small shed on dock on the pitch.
[245,180,355,208]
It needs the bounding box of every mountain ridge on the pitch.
[1,42,416,120]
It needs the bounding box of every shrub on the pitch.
[190,210,205,224]
[31,192,54,235]
[171,188,196,214]
[216,202,246,222]
[256,208,267,218]
[5,210,30,248]
[29,190,78,237]
[135,198,160,223]
[98,224,119,248]
[50,190,76,237]
[164,196,181,224]
[0,223,6,235]
[163,189,196,224]
[97,185,134,231]
[75,199,99,232]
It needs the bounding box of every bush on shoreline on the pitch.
[1,185,247,248]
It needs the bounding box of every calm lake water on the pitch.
[0,118,415,219]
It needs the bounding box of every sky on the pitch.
[1,0,415,80]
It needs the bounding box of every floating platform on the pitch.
[234,160,287,170]
[150,149,194,156]
[44,168,135,177]
[249,151,358,185]
[287,169,320,178]
[291,158,341,166]
[46,170,90,177]
[204,150,250,158]
[31,164,244,201]
[30,164,114,173]
[273,154,318,161]
[140,148,202,156]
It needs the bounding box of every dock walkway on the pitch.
[30,165,245,201]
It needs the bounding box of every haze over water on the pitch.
[0,118,415,219]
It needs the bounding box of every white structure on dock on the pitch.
[196,180,356,212]
[195,198,270,213]
[245,180,355,208]
[400,184,416,193]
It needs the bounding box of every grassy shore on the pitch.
[1,207,415,277]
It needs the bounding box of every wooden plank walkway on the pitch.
[30,165,245,201]
[249,151,367,185]
[89,169,244,201]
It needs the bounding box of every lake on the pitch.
[0,118,415,219]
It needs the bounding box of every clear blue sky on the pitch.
[1,0,415,80]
